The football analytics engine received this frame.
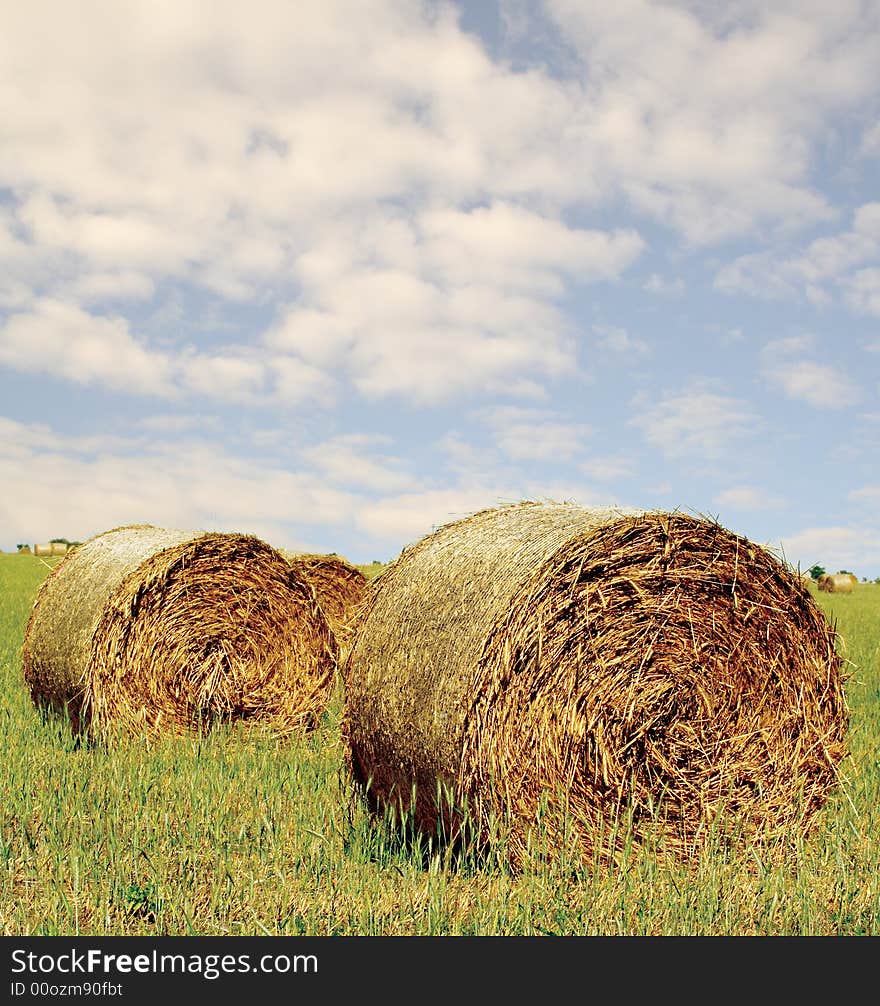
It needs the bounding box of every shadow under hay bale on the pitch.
[281,552,367,652]
[342,502,849,867]
[23,525,337,743]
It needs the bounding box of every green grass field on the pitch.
[1,552,878,935]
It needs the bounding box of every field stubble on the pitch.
[0,554,878,935]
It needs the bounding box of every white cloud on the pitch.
[420,203,644,290]
[0,416,359,550]
[862,122,880,158]
[593,325,650,356]
[643,273,685,296]
[580,455,635,481]
[436,432,498,475]
[478,405,593,462]
[263,203,641,402]
[850,486,880,504]
[139,413,221,434]
[352,487,520,545]
[843,268,880,317]
[545,0,879,243]
[714,485,786,511]
[69,271,156,303]
[300,434,417,492]
[715,202,880,309]
[776,524,880,579]
[629,384,760,458]
[760,337,860,407]
[0,299,335,406]
[0,299,173,396]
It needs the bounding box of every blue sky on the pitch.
[1,0,878,576]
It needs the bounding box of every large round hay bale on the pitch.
[821,574,854,594]
[343,502,848,864]
[281,552,367,651]
[23,525,337,742]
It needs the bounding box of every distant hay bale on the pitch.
[23,525,337,742]
[281,552,368,651]
[33,543,53,557]
[17,545,32,554]
[343,502,848,865]
[49,542,68,556]
[818,573,854,594]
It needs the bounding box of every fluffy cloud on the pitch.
[849,485,880,504]
[0,299,173,395]
[715,202,880,310]
[759,336,860,407]
[643,273,685,296]
[479,405,593,462]
[776,524,880,578]
[265,203,642,402]
[714,485,786,511]
[0,299,335,405]
[843,268,880,317]
[629,384,760,458]
[300,434,418,492]
[2,1,875,408]
[0,415,360,551]
[545,0,879,243]
[580,455,635,481]
[593,325,650,356]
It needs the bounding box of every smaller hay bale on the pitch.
[17,545,32,554]
[49,542,68,556]
[819,573,854,594]
[33,543,53,557]
[282,552,368,651]
[23,525,337,742]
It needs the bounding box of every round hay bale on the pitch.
[23,525,337,742]
[343,502,848,865]
[33,543,53,557]
[281,552,367,651]
[822,574,854,594]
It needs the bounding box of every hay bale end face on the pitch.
[343,502,849,864]
[23,525,337,741]
[281,552,368,651]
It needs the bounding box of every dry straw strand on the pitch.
[342,501,848,866]
[23,525,337,742]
